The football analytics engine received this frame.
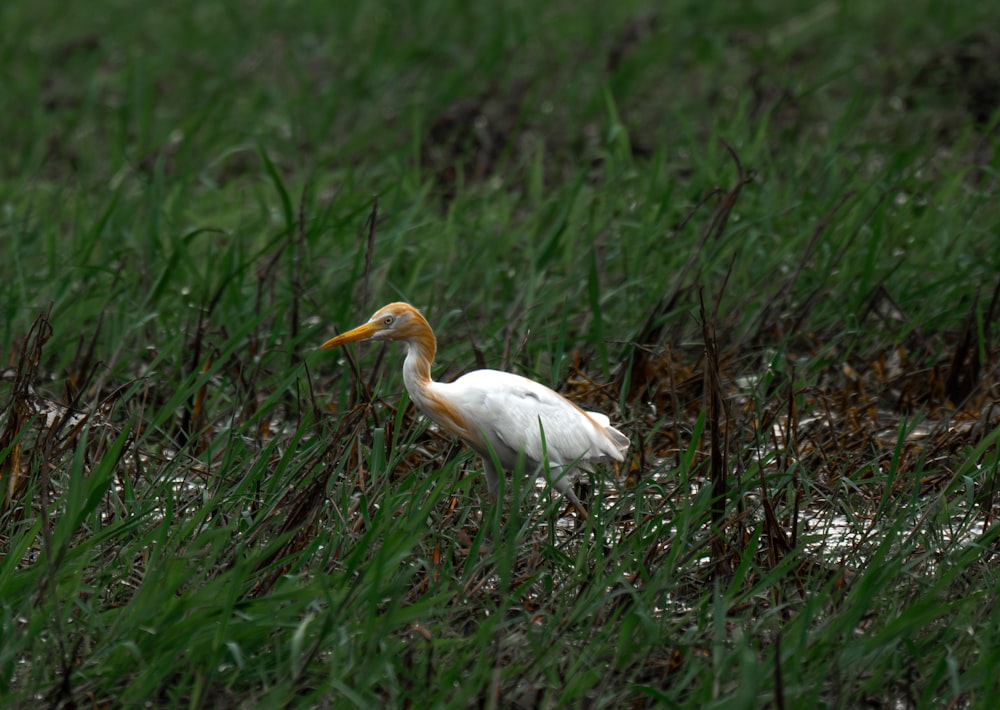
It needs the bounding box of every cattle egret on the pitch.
[322,302,629,518]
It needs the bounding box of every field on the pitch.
[2,1,1000,707]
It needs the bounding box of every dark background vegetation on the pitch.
[2,1,999,707]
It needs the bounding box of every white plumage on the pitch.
[322,302,629,518]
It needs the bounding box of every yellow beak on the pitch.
[320,321,382,350]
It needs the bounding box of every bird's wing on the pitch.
[439,370,626,468]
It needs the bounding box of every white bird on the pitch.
[321,302,629,518]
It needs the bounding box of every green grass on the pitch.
[2,0,1000,707]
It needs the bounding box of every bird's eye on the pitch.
[383,315,394,326]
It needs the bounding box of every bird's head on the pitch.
[321,302,431,350]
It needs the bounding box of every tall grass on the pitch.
[2,0,1000,707]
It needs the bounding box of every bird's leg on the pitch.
[481,456,500,501]
[548,467,589,521]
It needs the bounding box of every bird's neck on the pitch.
[401,328,437,394]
